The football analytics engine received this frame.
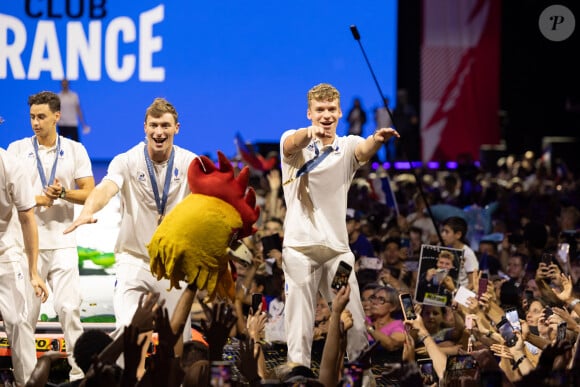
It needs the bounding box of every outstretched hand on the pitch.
[155,306,184,355]
[199,299,238,361]
[131,292,162,333]
[373,127,400,143]
[236,337,261,385]
[123,324,147,382]
[63,213,98,234]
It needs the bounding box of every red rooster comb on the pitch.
[188,151,260,239]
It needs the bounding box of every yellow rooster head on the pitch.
[148,151,260,299]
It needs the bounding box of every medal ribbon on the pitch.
[283,142,335,185]
[32,136,61,188]
[144,145,175,221]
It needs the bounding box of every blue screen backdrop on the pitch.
[0,1,397,161]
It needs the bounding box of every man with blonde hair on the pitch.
[280,83,399,384]
[66,98,197,344]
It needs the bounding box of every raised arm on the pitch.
[354,128,399,163]
[282,126,328,157]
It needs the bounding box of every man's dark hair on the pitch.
[73,329,113,373]
[28,91,60,112]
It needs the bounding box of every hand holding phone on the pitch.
[399,293,417,320]
[331,261,353,290]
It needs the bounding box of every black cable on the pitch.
[349,24,443,244]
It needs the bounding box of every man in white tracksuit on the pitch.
[65,98,196,350]
[8,91,95,384]
[280,83,399,385]
[0,148,49,386]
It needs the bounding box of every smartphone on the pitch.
[399,293,417,320]
[331,261,352,290]
[477,276,489,300]
[505,307,521,332]
[445,355,478,379]
[210,361,233,386]
[261,233,282,256]
[497,317,517,347]
[342,362,363,387]
[541,253,553,266]
[465,314,474,330]
[417,359,438,385]
[557,321,567,342]
[359,256,383,271]
[544,306,554,319]
[558,243,570,263]
[251,293,263,313]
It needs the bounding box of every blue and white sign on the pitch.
[1,0,397,160]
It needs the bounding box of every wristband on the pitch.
[417,333,429,344]
[568,298,580,309]
[512,355,525,370]
[59,187,66,199]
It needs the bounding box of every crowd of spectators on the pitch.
[25,150,580,386]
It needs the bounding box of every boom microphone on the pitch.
[350,25,360,40]
[349,24,443,244]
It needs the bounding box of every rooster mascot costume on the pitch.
[147,151,260,299]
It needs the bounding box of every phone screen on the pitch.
[557,322,567,342]
[497,318,517,347]
[343,362,363,387]
[210,361,232,386]
[417,359,438,385]
[445,355,478,380]
[506,308,521,332]
[465,314,474,330]
[251,293,263,313]
[478,277,488,299]
[558,243,570,262]
[541,253,553,266]
[261,234,282,256]
[331,261,352,290]
[399,293,417,320]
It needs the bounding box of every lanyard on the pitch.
[32,136,61,187]
[283,142,336,185]
[144,145,175,224]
